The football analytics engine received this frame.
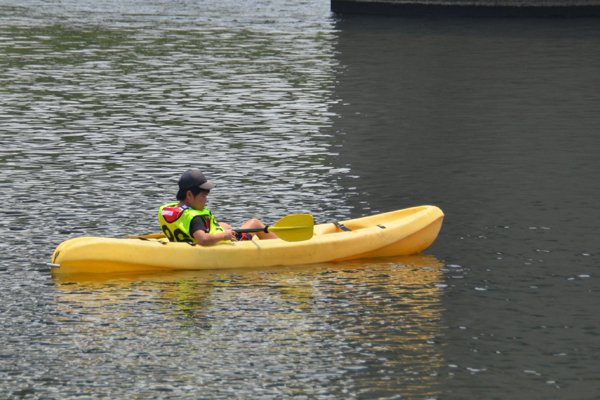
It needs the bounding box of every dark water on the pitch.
[1,0,599,398]
[331,16,600,399]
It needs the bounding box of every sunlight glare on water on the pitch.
[0,0,449,398]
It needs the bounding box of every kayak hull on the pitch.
[50,205,444,275]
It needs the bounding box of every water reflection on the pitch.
[51,255,447,398]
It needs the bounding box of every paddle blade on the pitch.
[268,214,314,242]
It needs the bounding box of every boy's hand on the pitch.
[225,230,237,241]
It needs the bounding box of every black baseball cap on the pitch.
[178,169,216,190]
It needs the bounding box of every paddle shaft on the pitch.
[234,214,313,241]
[127,214,313,242]
[233,226,270,234]
[128,226,273,238]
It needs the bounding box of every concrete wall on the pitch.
[331,0,600,16]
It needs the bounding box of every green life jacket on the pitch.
[158,202,225,243]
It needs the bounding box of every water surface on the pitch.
[1,1,599,398]
[331,15,600,399]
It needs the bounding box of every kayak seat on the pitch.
[313,217,394,236]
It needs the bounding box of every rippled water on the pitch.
[0,1,448,398]
[2,0,600,398]
[0,0,349,254]
[4,256,446,398]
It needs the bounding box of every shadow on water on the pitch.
[331,16,600,235]
[50,255,448,398]
[330,15,600,398]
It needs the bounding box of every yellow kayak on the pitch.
[49,205,444,275]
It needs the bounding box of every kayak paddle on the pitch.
[126,213,314,242]
[235,213,314,242]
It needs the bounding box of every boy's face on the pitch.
[189,190,209,210]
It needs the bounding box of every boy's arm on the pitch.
[189,216,237,245]
[193,229,236,246]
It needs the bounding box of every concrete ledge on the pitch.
[331,1,600,16]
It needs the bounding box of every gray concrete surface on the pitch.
[331,0,600,16]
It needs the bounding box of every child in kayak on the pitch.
[158,169,278,245]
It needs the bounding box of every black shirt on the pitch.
[189,216,208,236]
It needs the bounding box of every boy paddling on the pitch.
[158,169,277,245]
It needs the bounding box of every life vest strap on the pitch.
[333,222,351,232]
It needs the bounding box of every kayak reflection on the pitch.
[52,254,447,399]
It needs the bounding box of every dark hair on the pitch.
[176,186,209,201]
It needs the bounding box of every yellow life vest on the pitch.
[158,202,225,243]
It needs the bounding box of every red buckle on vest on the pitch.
[161,207,184,223]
